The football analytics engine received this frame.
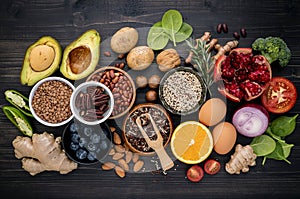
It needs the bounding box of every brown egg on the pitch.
[199,98,227,126]
[212,122,237,155]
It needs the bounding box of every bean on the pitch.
[233,31,240,40]
[222,23,228,33]
[240,28,247,38]
[216,24,222,33]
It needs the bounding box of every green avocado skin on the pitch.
[20,36,62,86]
[60,29,101,80]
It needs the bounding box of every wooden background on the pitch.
[0,0,300,198]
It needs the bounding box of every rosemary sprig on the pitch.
[186,39,215,89]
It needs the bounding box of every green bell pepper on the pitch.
[4,90,33,117]
[2,105,33,137]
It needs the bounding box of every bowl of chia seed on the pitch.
[159,67,207,115]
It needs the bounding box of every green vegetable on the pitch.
[270,114,298,137]
[4,90,33,117]
[2,105,33,136]
[250,135,276,156]
[263,142,292,165]
[147,21,169,50]
[147,9,193,50]
[252,36,291,67]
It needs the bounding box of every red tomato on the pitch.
[204,159,221,175]
[261,77,297,114]
[186,165,204,182]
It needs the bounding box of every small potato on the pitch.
[127,46,154,70]
[110,27,138,54]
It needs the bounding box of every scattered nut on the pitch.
[127,46,154,70]
[216,24,222,33]
[113,132,122,145]
[145,90,158,102]
[102,162,116,170]
[118,159,129,172]
[111,27,138,54]
[156,49,181,72]
[233,31,240,40]
[110,126,116,132]
[112,152,124,160]
[125,151,133,163]
[115,145,126,153]
[240,28,247,38]
[104,51,111,57]
[115,166,126,178]
[132,153,139,163]
[222,23,228,33]
[148,75,161,89]
[109,148,116,156]
[135,75,148,89]
[133,160,144,172]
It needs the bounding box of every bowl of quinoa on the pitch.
[159,67,207,115]
[29,76,75,127]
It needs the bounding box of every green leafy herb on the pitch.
[147,21,169,50]
[263,142,291,165]
[270,114,298,137]
[250,135,276,156]
[147,9,193,50]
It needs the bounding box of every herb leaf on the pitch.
[270,114,298,137]
[147,21,169,50]
[250,135,276,156]
[162,9,183,46]
[265,142,291,164]
[169,22,193,43]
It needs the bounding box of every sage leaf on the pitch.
[162,9,183,46]
[169,22,193,43]
[250,134,276,156]
[265,142,291,164]
[270,114,298,137]
[147,21,169,50]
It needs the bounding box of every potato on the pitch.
[110,27,138,54]
[127,46,154,70]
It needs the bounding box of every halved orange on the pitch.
[170,121,213,164]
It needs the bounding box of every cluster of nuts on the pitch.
[101,127,144,178]
[75,86,110,121]
[32,80,73,123]
[89,67,134,117]
[135,74,161,102]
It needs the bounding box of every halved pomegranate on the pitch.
[214,48,272,102]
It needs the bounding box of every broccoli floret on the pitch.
[252,36,291,67]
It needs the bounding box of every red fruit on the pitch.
[204,159,221,175]
[261,77,297,114]
[186,165,204,182]
[214,48,272,102]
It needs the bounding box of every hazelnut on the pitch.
[145,90,157,102]
[148,75,161,89]
[135,75,148,89]
[156,48,181,72]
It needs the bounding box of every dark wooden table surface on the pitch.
[1,0,300,198]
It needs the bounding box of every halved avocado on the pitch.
[20,36,62,86]
[60,29,101,80]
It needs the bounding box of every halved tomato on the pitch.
[204,159,221,175]
[261,77,297,114]
[186,165,204,182]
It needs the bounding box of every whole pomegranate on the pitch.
[214,48,272,102]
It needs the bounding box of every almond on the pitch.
[133,160,144,172]
[115,166,126,178]
[125,151,133,163]
[110,126,116,132]
[115,144,125,153]
[132,153,139,163]
[118,159,129,172]
[112,152,124,160]
[113,132,122,145]
[109,148,116,156]
[102,162,115,170]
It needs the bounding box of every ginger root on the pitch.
[225,144,257,174]
[12,132,77,176]
[213,40,239,60]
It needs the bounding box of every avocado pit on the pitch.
[68,46,92,74]
[29,45,55,72]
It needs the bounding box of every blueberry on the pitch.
[76,148,87,160]
[90,133,101,144]
[79,137,88,148]
[71,133,80,143]
[84,127,93,137]
[70,142,79,151]
[86,142,97,152]
[99,141,108,150]
[87,152,97,161]
[69,123,78,133]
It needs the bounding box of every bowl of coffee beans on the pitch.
[70,81,114,125]
[29,76,75,127]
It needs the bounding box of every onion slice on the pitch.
[232,104,269,137]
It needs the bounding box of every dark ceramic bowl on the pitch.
[62,120,112,165]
